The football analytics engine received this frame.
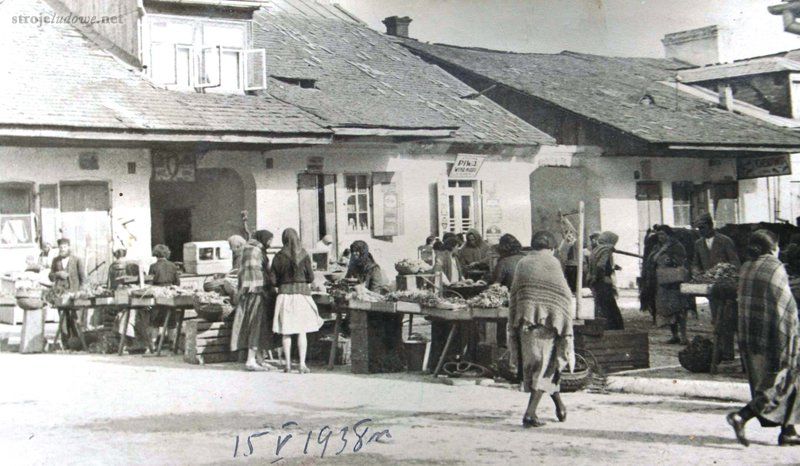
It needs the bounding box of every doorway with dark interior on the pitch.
[163,208,191,263]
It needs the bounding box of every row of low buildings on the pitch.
[2,0,800,288]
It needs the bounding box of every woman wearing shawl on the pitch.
[650,225,689,344]
[435,234,463,284]
[346,240,389,293]
[727,230,800,447]
[509,230,574,428]
[588,231,624,330]
[458,229,492,278]
[271,228,324,373]
[227,235,247,270]
[492,234,525,289]
[231,230,273,372]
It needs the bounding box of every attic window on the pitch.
[639,94,655,106]
[274,77,317,89]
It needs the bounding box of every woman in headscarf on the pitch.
[588,231,624,330]
[271,228,324,373]
[727,230,800,447]
[231,230,273,372]
[459,229,492,279]
[227,235,247,271]
[492,234,525,289]
[648,225,689,344]
[435,234,463,284]
[509,230,574,428]
[346,240,389,293]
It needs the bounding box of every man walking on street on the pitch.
[692,213,740,362]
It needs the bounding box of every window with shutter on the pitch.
[0,182,35,246]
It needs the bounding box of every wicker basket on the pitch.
[445,284,489,299]
[15,289,44,310]
[656,267,689,285]
[193,297,233,322]
[561,352,592,393]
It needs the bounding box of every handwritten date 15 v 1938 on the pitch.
[232,418,392,461]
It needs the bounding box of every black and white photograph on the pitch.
[3,0,800,463]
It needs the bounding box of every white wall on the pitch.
[0,146,152,274]
[202,146,539,280]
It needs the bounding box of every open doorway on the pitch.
[163,208,191,262]
[298,173,337,256]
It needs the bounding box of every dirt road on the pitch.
[1,353,798,465]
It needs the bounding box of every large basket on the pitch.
[445,284,489,299]
[560,352,593,393]
[193,297,233,322]
[15,289,44,310]
[656,267,689,285]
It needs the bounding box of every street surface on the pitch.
[2,353,800,465]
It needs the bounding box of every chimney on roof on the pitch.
[661,25,731,66]
[719,84,734,111]
[383,16,412,38]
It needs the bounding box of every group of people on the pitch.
[640,214,741,349]
[225,231,392,372]
[418,229,495,283]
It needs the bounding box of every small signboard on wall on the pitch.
[449,154,486,179]
[737,154,791,180]
[152,151,196,182]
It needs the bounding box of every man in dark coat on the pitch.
[692,213,741,361]
[49,238,85,345]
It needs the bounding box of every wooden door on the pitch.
[322,175,338,258]
[636,182,662,256]
[59,182,112,285]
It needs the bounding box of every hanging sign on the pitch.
[737,154,791,180]
[449,154,486,179]
[152,151,196,182]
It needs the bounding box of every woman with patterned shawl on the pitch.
[588,231,624,330]
[509,230,574,428]
[727,230,800,447]
[230,230,274,371]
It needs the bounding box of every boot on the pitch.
[779,426,800,446]
[666,324,681,344]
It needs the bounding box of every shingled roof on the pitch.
[0,0,330,144]
[399,40,800,149]
[251,3,554,146]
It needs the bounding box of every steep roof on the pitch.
[399,40,800,148]
[252,4,555,146]
[0,0,330,143]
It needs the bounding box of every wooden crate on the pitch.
[0,303,22,325]
[183,320,245,365]
[130,297,155,307]
[575,330,649,373]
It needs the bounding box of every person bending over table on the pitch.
[148,244,180,347]
[346,240,389,293]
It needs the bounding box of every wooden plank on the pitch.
[194,337,232,348]
[155,295,195,307]
[195,321,233,331]
[423,307,472,321]
[195,328,233,339]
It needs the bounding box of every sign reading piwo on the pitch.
[737,154,791,180]
[449,154,486,179]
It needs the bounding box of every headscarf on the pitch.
[348,240,375,272]
[497,233,523,258]
[279,228,307,274]
[460,228,490,265]
[588,231,618,286]
[254,230,274,249]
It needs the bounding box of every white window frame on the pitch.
[0,182,36,248]
[196,45,222,89]
[244,48,267,91]
[344,174,372,234]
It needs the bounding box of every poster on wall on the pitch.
[483,183,503,244]
[152,151,196,182]
[449,154,486,179]
[736,154,791,180]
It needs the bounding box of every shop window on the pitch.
[345,174,371,233]
[0,183,34,245]
[672,181,693,228]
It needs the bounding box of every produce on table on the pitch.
[385,290,466,309]
[395,259,433,275]
[467,284,509,308]
[692,263,739,287]
[326,279,357,301]
[193,290,228,304]
[449,279,487,287]
[347,284,386,303]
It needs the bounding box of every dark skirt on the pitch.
[520,326,561,394]
[655,283,685,327]
[743,351,800,427]
[592,282,624,330]
[230,292,265,351]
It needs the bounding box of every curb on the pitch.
[606,374,750,402]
